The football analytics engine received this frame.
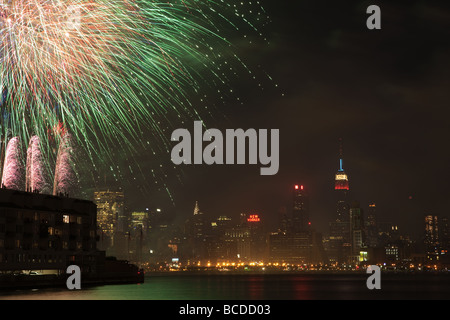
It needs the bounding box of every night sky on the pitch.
[105,1,450,240]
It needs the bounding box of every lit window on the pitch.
[63,215,70,224]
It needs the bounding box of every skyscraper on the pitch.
[292,184,310,233]
[327,139,351,264]
[268,184,324,265]
[441,217,450,258]
[424,215,440,261]
[335,138,350,222]
[246,214,267,261]
[94,189,125,254]
[278,206,289,233]
[350,201,364,262]
[193,201,201,216]
[191,201,206,238]
[129,211,150,263]
[183,201,209,264]
[365,203,378,247]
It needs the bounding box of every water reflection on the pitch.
[1,273,449,300]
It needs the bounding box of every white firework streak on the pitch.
[53,132,75,196]
[1,136,24,190]
[26,135,51,193]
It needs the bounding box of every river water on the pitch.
[0,272,449,300]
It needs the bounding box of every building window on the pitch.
[63,215,70,224]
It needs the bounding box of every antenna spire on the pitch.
[338,138,344,172]
[335,138,349,190]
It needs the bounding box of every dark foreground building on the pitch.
[0,188,143,288]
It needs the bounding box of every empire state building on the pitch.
[335,138,350,222]
[328,138,352,264]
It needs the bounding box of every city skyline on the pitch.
[107,136,436,243]
[90,179,450,270]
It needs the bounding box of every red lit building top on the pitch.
[335,172,349,190]
[247,214,261,222]
[335,138,349,191]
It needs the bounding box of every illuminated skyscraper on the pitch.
[328,139,351,264]
[193,201,201,215]
[441,217,450,258]
[191,201,206,238]
[94,189,125,254]
[335,138,350,222]
[424,215,440,261]
[129,211,150,263]
[246,214,267,261]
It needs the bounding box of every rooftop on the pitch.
[0,188,96,216]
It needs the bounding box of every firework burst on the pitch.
[1,135,24,190]
[53,131,76,196]
[0,0,272,196]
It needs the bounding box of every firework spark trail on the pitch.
[1,136,24,190]
[53,131,75,196]
[26,135,51,193]
[0,0,272,192]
